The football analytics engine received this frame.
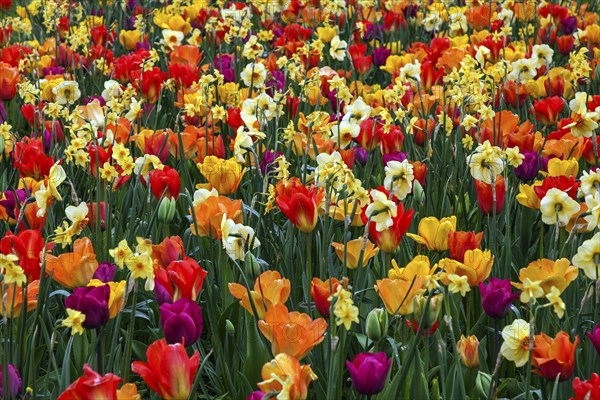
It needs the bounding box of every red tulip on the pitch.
[149,166,181,200]
[0,229,47,281]
[13,138,54,180]
[58,364,121,400]
[533,96,565,125]
[448,231,483,263]
[474,175,506,215]
[275,177,324,233]
[132,339,200,400]
[154,257,208,303]
[310,277,339,318]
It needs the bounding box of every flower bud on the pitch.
[365,308,388,341]
[413,179,425,205]
[244,252,261,277]
[225,319,235,336]
[158,197,177,223]
[475,371,492,398]
[457,335,480,368]
[413,293,443,330]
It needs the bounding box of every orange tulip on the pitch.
[257,353,317,400]
[0,280,39,318]
[457,335,480,368]
[0,62,18,101]
[189,195,243,239]
[448,231,484,263]
[45,237,98,288]
[258,303,327,360]
[166,126,198,160]
[150,236,185,269]
[228,270,291,319]
[532,331,578,381]
[331,238,379,269]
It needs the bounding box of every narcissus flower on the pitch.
[383,159,414,200]
[275,177,324,233]
[532,331,578,381]
[131,339,200,400]
[363,189,414,253]
[346,352,391,395]
[500,319,531,367]
[229,270,291,319]
[457,335,480,368]
[406,216,456,251]
[330,238,379,269]
[57,364,121,400]
[540,188,580,226]
[62,308,86,336]
[572,232,600,280]
[258,303,327,360]
[257,353,317,400]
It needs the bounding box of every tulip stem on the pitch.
[96,328,103,374]
[493,318,499,384]
[121,279,138,383]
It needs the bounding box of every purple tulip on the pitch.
[372,47,391,67]
[587,323,600,356]
[561,16,578,35]
[93,262,117,283]
[0,364,21,398]
[154,280,173,305]
[160,298,203,346]
[0,189,27,220]
[382,151,407,166]
[346,352,391,395]
[247,391,264,400]
[0,101,6,124]
[514,151,541,181]
[355,147,369,165]
[65,285,110,329]
[260,150,283,175]
[478,278,519,319]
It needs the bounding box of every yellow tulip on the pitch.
[376,276,424,315]
[316,26,336,43]
[197,156,245,195]
[546,158,579,177]
[406,216,457,251]
[516,181,542,209]
[119,29,142,51]
[88,279,126,319]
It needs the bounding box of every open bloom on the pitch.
[532,331,578,381]
[257,353,317,400]
[540,188,580,226]
[57,364,121,400]
[154,258,208,303]
[383,159,414,200]
[330,238,379,269]
[513,258,578,295]
[197,156,245,195]
[275,177,324,233]
[571,373,600,400]
[132,339,200,400]
[45,237,98,288]
[346,352,391,395]
[406,216,456,251]
[229,270,291,319]
[258,303,327,360]
[363,190,414,253]
[190,194,243,239]
[439,249,494,287]
[65,285,110,329]
[500,319,531,367]
[376,275,424,315]
[572,232,600,280]
[448,231,483,262]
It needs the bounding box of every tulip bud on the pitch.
[431,378,441,400]
[158,197,177,223]
[365,308,388,341]
[413,179,425,204]
[457,335,480,368]
[413,293,443,329]
[244,252,261,277]
[475,371,492,398]
[0,134,5,154]
[225,319,235,336]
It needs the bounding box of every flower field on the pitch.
[1,0,600,399]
